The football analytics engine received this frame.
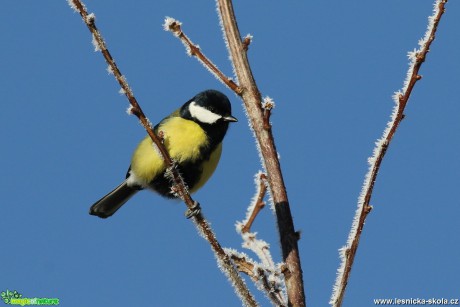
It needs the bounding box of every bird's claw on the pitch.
[185,201,201,219]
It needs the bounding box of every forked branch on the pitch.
[231,172,287,306]
[229,253,287,307]
[166,1,306,305]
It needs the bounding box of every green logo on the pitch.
[1,290,59,306]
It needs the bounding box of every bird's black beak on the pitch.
[223,115,238,122]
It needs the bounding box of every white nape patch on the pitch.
[189,101,222,124]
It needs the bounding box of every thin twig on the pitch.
[242,173,267,233]
[262,97,275,130]
[215,1,306,306]
[233,172,286,305]
[68,0,186,202]
[192,215,259,307]
[330,1,448,306]
[229,253,287,307]
[68,1,258,306]
[164,18,242,94]
[230,253,257,279]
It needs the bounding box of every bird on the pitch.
[89,89,237,218]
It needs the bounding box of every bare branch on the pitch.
[230,172,287,306]
[330,1,448,306]
[164,5,305,303]
[228,251,287,307]
[68,0,172,183]
[164,17,242,94]
[68,1,258,306]
[215,1,306,306]
[236,172,275,273]
[162,17,301,305]
[230,252,257,279]
[242,173,267,234]
[192,215,259,307]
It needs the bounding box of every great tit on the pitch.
[90,89,237,218]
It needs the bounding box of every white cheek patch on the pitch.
[189,101,222,124]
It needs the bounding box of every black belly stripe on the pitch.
[148,160,205,198]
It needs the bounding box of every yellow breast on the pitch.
[130,117,211,186]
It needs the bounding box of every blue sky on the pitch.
[1,1,459,306]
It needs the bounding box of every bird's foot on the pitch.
[184,201,201,219]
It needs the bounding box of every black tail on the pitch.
[89,180,138,218]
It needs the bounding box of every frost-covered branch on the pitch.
[163,17,242,94]
[230,172,287,306]
[227,250,287,307]
[215,1,306,306]
[163,1,304,305]
[241,172,267,234]
[68,1,258,306]
[67,0,169,181]
[330,1,448,306]
[236,172,275,272]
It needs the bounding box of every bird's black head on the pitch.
[181,89,237,125]
[181,90,237,144]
